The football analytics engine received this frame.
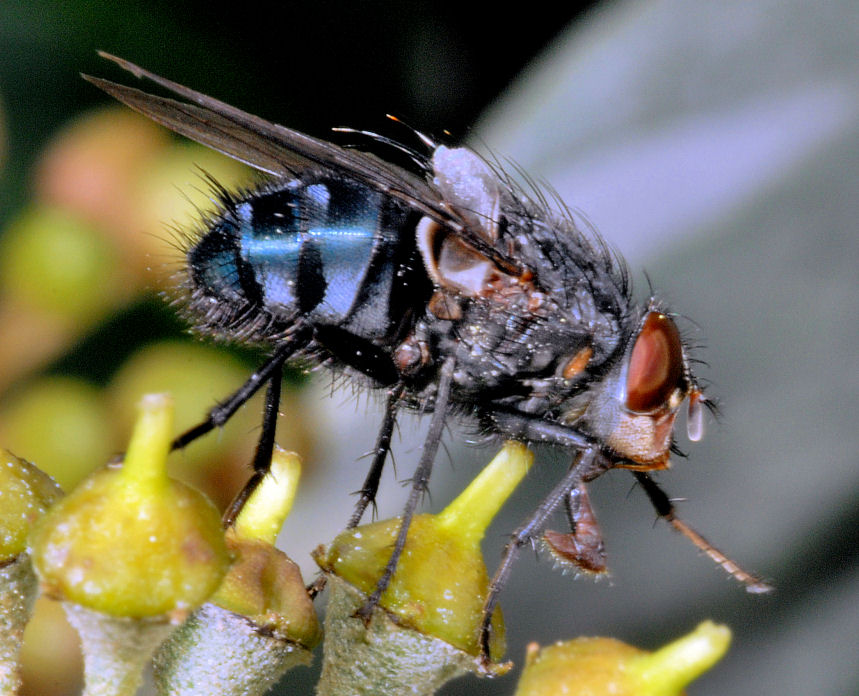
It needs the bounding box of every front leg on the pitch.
[633,472,772,593]
[478,446,609,669]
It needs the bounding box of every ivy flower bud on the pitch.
[515,621,732,696]
[0,452,63,694]
[154,448,321,696]
[315,441,534,694]
[29,393,230,696]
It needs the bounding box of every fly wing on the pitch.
[83,52,456,227]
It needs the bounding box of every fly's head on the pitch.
[568,308,707,469]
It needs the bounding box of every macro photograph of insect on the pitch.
[0,1,856,695]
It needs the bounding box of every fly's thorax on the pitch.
[411,145,633,420]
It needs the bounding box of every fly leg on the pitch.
[308,383,405,600]
[633,472,772,593]
[222,356,286,525]
[348,382,406,529]
[478,446,608,669]
[542,482,608,575]
[353,357,455,623]
[170,339,299,451]
[167,336,302,527]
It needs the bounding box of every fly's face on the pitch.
[572,310,705,468]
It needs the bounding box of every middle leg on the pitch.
[354,356,456,623]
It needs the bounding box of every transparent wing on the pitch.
[84,52,453,225]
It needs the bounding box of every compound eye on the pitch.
[625,312,684,413]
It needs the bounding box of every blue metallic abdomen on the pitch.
[187,174,428,346]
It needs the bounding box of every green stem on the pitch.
[153,602,312,696]
[0,556,39,696]
[316,576,479,696]
[64,603,176,696]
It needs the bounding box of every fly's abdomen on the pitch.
[186,174,425,344]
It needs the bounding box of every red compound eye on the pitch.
[625,312,683,413]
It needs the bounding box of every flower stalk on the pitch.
[0,556,41,696]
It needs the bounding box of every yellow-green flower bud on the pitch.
[154,448,320,696]
[0,453,63,695]
[29,393,229,617]
[28,393,230,696]
[515,621,732,696]
[320,513,505,659]
[212,449,319,647]
[0,376,115,491]
[0,452,63,561]
[0,206,124,323]
[315,442,534,693]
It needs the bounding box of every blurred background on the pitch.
[0,0,856,694]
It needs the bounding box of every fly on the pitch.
[85,52,771,667]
